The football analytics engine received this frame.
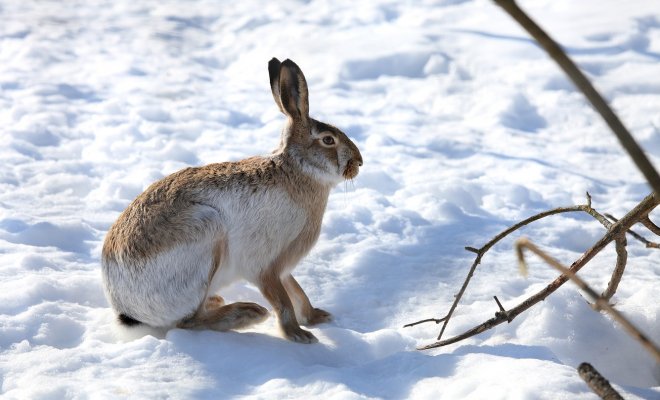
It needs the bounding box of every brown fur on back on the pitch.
[102,152,330,266]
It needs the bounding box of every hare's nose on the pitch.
[356,155,363,167]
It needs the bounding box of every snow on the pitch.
[1,0,659,398]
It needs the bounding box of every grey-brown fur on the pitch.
[101,58,362,343]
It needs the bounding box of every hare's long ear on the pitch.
[268,58,285,114]
[278,59,309,121]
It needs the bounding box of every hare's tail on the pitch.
[118,313,142,326]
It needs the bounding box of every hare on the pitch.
[101,58,363,344]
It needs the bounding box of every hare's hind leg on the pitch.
[177,296,268,331]
[283,275,332,326]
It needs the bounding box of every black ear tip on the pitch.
[281,58,297,68]
[268,58,281,74]
[268,58,282,82]
[281,59,304,76]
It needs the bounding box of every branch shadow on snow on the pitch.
[452,343,561,364]
[449,23,660,61]
[317,211,509,333]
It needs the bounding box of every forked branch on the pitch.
[417,192,659,350]
[406,193,611,338]
[600,234,627,301]
[605,213,660,249]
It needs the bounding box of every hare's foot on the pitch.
[178,301,268,331]
[283,324,318,344]
[304,308,332,326]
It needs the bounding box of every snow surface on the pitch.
[1,0,659,398]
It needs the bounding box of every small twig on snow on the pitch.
[493,296,512,322]
[403,316,447,328]
[600,234,627,302]
[493,296,505,313]
[577,363,624,400]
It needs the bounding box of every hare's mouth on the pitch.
[342,159,360,180]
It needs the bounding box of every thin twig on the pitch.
[434,204,587,340]
[493,296,505,313]
[582,192,613,229]
[493,296,512,322]
[493,0,660,194]
[605,213,660,248]
[578,363,624,400]
[403,316,447,328]
[600,234,627,301]
[418,192,659,350]
[517,238,660,362]
[641,216,660,236]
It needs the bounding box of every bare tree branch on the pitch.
[403,317,447,328]
[600,234,627,301]
[413,1,660,358]
[418,192,659,350]
[493,0,660,194]
[641,216,660,236]
[430,203,588,340]
[405,193,611,338]
[578,363,624,400]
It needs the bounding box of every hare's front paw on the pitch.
[304,308,332,326]
[215,302,269,330]
[284,326,318,344]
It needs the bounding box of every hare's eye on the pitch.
[322,136,335,146]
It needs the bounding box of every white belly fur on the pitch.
[207,187,307,294]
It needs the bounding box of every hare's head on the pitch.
[268,58,363,185]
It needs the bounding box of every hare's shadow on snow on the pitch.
[169,330,595,398]
[168,328,459,398]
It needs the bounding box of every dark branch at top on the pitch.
[494,0,660,194]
